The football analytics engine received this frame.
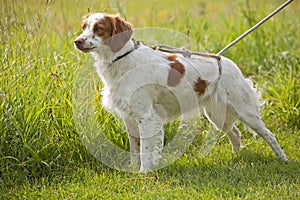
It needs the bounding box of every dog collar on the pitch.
[110,39,140,65]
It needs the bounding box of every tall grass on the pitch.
[1,0,93,183]
[1,0,299,198]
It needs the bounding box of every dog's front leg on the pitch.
[138,108,164,173]
[124,118,141,171]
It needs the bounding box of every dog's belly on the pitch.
[155,95,181,121]
[155,86,202,121]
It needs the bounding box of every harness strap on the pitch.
[151,44,221,60]
[151,44,222,75]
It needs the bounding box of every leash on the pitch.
[217,0,294,56]
[152,0,294,58]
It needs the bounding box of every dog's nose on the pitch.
[74,38,85,46]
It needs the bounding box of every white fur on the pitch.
[75,13,287,172]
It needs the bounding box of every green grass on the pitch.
[1,0,299,199]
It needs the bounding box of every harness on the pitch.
[150,44,222,76]
[110,39,222,75]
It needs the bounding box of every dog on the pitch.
[74,13,287,172]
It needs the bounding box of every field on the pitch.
[1,0,299,199]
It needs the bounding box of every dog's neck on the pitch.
[91,39,136,87]
[92,39,135,66]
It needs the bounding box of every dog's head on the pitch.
[74,13,133,53]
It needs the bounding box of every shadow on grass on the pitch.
[158,150,300,190]
[2,145,299,199]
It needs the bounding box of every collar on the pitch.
[110,39,140,65]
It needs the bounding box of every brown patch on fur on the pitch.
[93,18,113,43]
[101,14,133,52]
[194,78,207,96]
[167,55,185,87]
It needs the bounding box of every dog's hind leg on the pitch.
[204,106,242,153]
[237,110,288,161]
[203,90,243,153]
[226,125,242,152]
[227,79,288,161]
[224,77,288,161]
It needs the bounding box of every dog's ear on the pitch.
[109,15,133,52]
[81,13,92,19]
[81,13,92,30]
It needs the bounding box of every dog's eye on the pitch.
[94,26,103,32]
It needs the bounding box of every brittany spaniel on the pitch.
[74,13,287,172]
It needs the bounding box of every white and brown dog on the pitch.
[74,13,287,172]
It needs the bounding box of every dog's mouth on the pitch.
[74,39,96,53]
[76,47,95,53]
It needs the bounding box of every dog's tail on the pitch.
[244,77,265,138]
[244,78,264,109]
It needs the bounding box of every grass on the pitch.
[1,0,299,199]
